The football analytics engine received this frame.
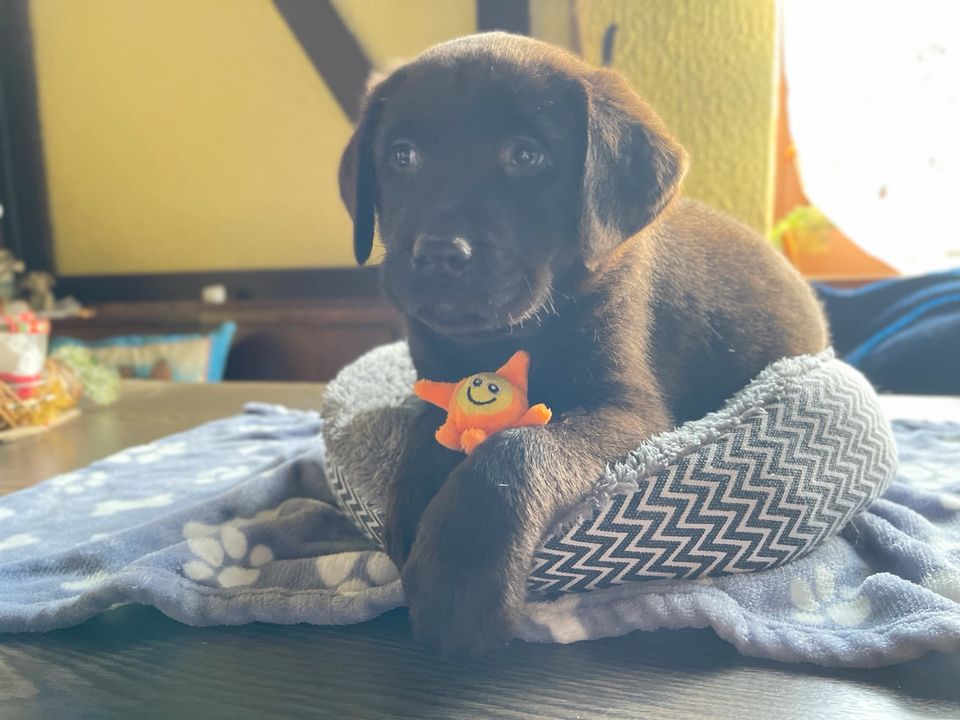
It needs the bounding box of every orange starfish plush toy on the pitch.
[413,350,552,454]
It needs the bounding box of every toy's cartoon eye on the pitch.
[487,383,500,394]
[472,377,483,387]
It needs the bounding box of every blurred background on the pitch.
[0,0,957,390]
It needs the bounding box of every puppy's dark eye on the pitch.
[388,141,420,170]
[487,383,500,394]
[472,377,484,387]
[500,138,549,176]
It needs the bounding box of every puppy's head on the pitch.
[339,33,687,337]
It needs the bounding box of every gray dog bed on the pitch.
[322,343,897,594]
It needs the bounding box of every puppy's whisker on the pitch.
[546,289,558,316]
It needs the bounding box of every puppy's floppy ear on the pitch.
[338,73,398,265]
[578,68,688,270]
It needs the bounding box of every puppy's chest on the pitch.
[527,352,603,414]
[521,331,618,417]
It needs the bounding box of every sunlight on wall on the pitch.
[784,0,960,274]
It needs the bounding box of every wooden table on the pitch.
[0,381,326,494]
[2,382,960,719]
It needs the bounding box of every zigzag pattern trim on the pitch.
[527,365,896,595]
[327,457,385,545]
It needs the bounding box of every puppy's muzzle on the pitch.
[412,235,473,276]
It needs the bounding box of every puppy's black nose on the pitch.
[412,235,473,275]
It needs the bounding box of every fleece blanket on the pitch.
[0,405,959,667]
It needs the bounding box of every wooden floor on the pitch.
[3,604,960,720]
[1,382,959,719]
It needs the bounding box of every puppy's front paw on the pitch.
[400,465,525,657]
[402,537,516,657]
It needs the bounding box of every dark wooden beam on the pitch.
[0,0,55,272]
[477,0,530,34]
[56,267,384,304]
[272,0,372,122]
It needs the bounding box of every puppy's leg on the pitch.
[401,403,669,656]
[385,404,462,567]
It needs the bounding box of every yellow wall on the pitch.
[330,0,475,71]
[31,0,777,276]
[505,0,779,234]
[575,0,779,232]
[31,0,474,275]
[529,0,575,49]
[32,0,357,274]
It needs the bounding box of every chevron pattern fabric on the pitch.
[327,457,385,546]
[527,362,896,595]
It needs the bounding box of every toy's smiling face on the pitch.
[455,373,515,415]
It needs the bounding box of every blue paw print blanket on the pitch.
[1,404,958,667]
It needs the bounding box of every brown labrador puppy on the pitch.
[339,33,828,656]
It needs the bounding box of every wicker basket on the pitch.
[0,358,83,432]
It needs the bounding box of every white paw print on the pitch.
[922,569,960,603]
[182,524,274,588]
[110,440,187,465]
[236,423,284,435]
[900,461,960,491]
[314,551,399,596]
[898,462,960,511]
[789,565,872,626]
[194,465,253,486]
[940,492,960,511]
[49,470,108,495]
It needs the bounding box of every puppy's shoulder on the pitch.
[657,199,769,253]
[648,198,799,288]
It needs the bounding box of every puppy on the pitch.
[339,33,828,656]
